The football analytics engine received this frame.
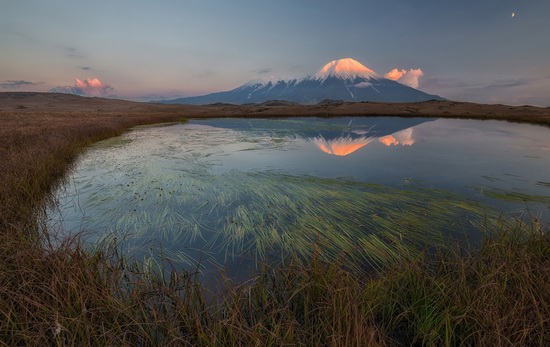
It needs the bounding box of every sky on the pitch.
[1,0,550,105]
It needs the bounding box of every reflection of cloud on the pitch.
[1,80,43,89]
[385,68,424,88]
[314,136,373,156]
[48,77,114,97]
[379,135,399,146]
[379,128,415,146]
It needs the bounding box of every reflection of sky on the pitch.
[55,117,550,231]
[187,117,550,218]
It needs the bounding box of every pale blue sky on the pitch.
[1,0,549,105]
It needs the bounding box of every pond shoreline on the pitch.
[2,92,550,127]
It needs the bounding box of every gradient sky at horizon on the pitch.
[1,0,550,105]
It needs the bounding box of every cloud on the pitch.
[66,53,85,59]
[421,77,476,90]
[254,68,272,75]
[483,79,532,90]
[1,80,43,89]
[385,68,424,88]
[65,46,85,59]
[193,70,215,77]
[384,68,407,81]
[135,93,184,102]
[354,81,373,88]
[48,77,114,97]
[423,76,537,91]
[80,66,92,71]
[75,78,114,96]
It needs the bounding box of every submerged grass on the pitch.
[1,110,549,345]
[484,189,550,204]
[54,165,492,274]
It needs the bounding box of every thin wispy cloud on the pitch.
[0,80,43,89]
[254,68,272,75]
[423,77,540,91]
[193,70,215,77]
[66,53,85,59]
[64,46,85,59]
[483,79,533,90]
[80,66,92,71]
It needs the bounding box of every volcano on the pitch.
[158,58,443,105]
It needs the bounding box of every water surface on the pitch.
[49,117,550,279]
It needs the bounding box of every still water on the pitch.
[48,117,550,278]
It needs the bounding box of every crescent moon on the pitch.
[512,12,516,18]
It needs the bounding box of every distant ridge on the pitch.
[156,58,443,105]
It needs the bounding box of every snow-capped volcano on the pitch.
[157,58,443,105]
[313,58,380,81]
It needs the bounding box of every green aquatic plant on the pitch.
[483,189,550,204]
[56,169,492,274]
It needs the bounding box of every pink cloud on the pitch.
[74,78,113,96]
[384,68,424,89]
[384,68,407,81]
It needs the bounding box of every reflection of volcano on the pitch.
[189,117,435,156]
[314,136,373,156]
[313,127,415,156]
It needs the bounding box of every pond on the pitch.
[48,117,550,281]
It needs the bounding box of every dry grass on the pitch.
[0,220,548,346]
[0,93,549,345]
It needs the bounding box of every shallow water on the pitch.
[48,117,550,280]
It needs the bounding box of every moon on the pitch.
[512,12,516,18]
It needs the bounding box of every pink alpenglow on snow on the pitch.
[314,58,380,80]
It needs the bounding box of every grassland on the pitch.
[1,92,549,345]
